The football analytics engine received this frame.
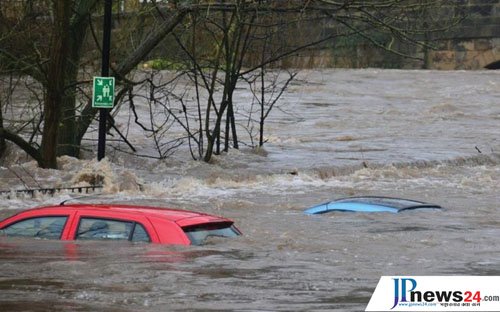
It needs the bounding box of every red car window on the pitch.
[131,223,150,242]
[76,217,151,242]
[0,216,68,239]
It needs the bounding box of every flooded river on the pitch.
[0,69,499,311]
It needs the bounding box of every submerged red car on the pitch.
[0,204,241,245]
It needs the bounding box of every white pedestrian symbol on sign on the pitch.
[103,85,110,97]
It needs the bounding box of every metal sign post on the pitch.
[97,0,113,161]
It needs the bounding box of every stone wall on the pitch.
[426,1,500,69]
[428,38,499,70]
[280,1,500,70]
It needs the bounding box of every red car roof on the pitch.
[12,204,228,225]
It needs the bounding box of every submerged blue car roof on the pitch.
[304,196,442,214]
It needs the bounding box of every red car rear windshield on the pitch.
[183,223,240,245]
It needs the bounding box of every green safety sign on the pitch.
[92,76,115,108]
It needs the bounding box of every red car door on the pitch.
[68,210,160,243]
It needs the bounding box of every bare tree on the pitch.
[0,0,466,167]
[141,1,465,162]
[0,0,188,167]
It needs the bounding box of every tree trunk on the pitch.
[57,33,87,158]
[40,1,71,169]
[224,91,238,151]
[204,100,228,162]
[41,86,63,169]
[0,103,5,157]
[57,94,79,157]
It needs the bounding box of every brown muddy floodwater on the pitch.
[0,69,499,311]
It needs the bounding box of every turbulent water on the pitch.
[0,69,499,311]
